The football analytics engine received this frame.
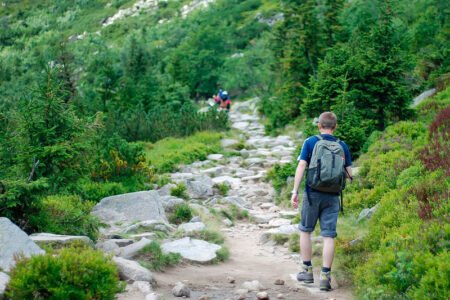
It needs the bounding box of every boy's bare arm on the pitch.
[346,166,352,179]
[291,160,307,208]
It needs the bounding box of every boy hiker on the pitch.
[290,112,352,291]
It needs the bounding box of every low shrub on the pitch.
[168,203,193,225]
[36,195,100,241]
[214,246,230,262]
[266,162,296,194]
[214,183,230,196]
[78,181,126,202]
[170,183,189,200]
[289,233,300,252]
[138,241,181,271]
[7,247,122,300]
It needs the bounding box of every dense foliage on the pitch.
[7,247,122,300]
[337,88,450,298]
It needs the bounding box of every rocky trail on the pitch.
[113,98,352,299]
[0,98,352,299]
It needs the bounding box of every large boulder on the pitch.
[91,191,167,225]
[117,238,153,259]
[184,175,214,199]
[259,225,299,244]
[0,218,44,272]
[113,257,154,283]
[29,233,93,247]
[161,237,221,263]
[178,222,206,233]
[0,272,10,299]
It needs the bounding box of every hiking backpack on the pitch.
[306,135,348,211]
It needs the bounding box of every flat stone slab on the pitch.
[0,217,45,272]
[178,222,206,233]
[117,238,153,259]
[207,154,224,161]
[232,121,249,131]
[92,191,167,225]
[221,139,240,148]
[30,233,93,246]
[122,220,173,234]
[259,225,299,244]
[161,237,221,263]
[113,257,154,283]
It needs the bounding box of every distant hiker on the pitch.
[217,89,223,98]
[214,95,220,105]
[220,91,231,111]
[290,112,352,291]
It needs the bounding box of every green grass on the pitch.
[140,131,224,173]
[214,246,230,263]
[138,241,181,271]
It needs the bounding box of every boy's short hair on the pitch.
[319,112,337,129]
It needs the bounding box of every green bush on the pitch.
[138,241,180,271]
[168,203,193,225]
[170,183,190,200]
[36,195,100,241]
[0,178,49,232]
[214,246,230,262]
[266,162,297,194]
[78,181,126,202]
[289,233,300,252]
[214,183,230,196]
[7,247,122,300]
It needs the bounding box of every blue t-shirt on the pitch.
[297,134,352,192]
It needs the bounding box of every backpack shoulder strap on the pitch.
[315,134,323,140]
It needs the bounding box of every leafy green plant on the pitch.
[289,233,300,252]
[36,195,100,241]
[168,203,193,225]
[7,247,123,300]
[138,241,181,271]
[214,246,230,262]
[214,183,230,196]
[170,183,190,200]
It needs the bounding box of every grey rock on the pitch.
[172,282,190,297]
[295,131,303,139]
[178,222,206,233]
[117,238,152,259]
[256,291,269,300]
[30,233,93,246]
[184,175,214,199]
[245,157,265,166]
[350,235,365,246]
[221,139,240,148]
[122,220,172,234]
[96,240,119,253]
[161,237,221,263]
[200,166,225,176]
[232,121,249,131]
[157,183,177,196]
[0,217,45,272]
[223,218,233,227]
[279,211,298,218]
[0,272,10,299]
[242,280,265,292]
[259,225,299,244]
[160,196,185,213]
[357,204,379,223]
[207,154,224,161]
[92,191,167,225]
[132,280,152,294]
[130,233,158,240]
[208,196,252,210]
[190,216,201,223]
[240,149,250,158]
[113,256,154,283]
[411,88,436,108]
[146,293,162,300]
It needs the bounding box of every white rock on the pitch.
[157,183,177,196]
[256,291,269,300]
[92,191,167,225]
[172,282,191,297]
[30,233,93,246]
[161,237,221,263]
[207,154,224,161]
[242,280,265,292]
[122,220,172,234]
[0,272,10,298]
[113,257,154,283]
[117,238,153,259]
[132,280,152,294]
[178,222,206,233]
[0,217,45,272]
[221,139,240,148]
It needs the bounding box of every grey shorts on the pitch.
[298,191,340,238]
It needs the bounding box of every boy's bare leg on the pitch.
[322,237,335,268]
[300,231,312,262]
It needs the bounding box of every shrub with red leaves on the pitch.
[418,106,450,176]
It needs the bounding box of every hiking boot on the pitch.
[319,271,332,291]
[296,265,314,283]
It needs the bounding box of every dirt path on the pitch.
[153,99,352,299]
[117,98,353,300]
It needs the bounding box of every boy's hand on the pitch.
[291,193,299,209]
